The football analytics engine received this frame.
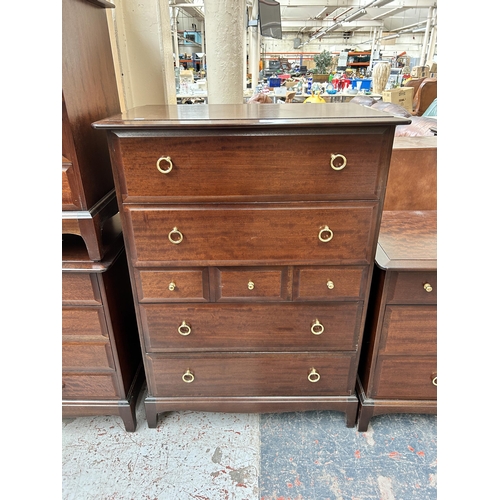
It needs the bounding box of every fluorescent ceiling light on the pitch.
[372,7,407,20]
[382,34,400,40]
[371,0,395,7]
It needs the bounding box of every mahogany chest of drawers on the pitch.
[356,210,437,431]
[62,235,144,431]
[94,104,409,428]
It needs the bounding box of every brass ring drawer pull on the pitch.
[318,225,333,243]
[330,153,347,171]
[432,376,437,386]
[157,156,173,174]
[169,282,176,291]
[182,369,195,383]
[308,368,321,383]
[168,227,183,244]
[247,281,255,290]
[178,321,191,336]
[311,319,324,335]
[423,283,433,292]
[327,280,334,290]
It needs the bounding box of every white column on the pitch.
[173,8,180,67]
[249,0,260,90]
[158,0,177,105]
[204,0,245,104]
[419,6,433,66]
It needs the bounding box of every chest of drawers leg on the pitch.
[93,104,408,427]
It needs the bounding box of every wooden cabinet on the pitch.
[356,210,437,431]
[93,104,409,428]
[62,0,122,260]
[62,235,144,431]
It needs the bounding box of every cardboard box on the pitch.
[382,87,414,113]
[410,65,430,78]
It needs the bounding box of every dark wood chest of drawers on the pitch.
[62,236,144,431]
[356,210,437,431]
[94,104,409,427]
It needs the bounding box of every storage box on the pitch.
[410,65,430,78]
[382,87,414,113]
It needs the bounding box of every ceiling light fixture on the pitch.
[371,0,395,7]
[344,9,366,22]
[381,34,400,40]
[372,7,407,20]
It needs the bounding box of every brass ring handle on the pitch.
[182,369,195,383]
[330,153,347,171]
[432,376,437,386]
[318,226,334,243]
[169,282,176,291]
[248,281,255,290]
[308,368,321,383]
[327,280,334,290]
[311,319,324,335]
[423,283,433,292]
[156,156,173,174]
[178,321,191,336]
[168,227,183,244]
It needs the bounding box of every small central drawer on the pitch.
[116,131,386,202]
[215,267,287,301]
[145,352,356,397]
[386,270,437,304]
[140,302,362,352]
[126,202,376,266]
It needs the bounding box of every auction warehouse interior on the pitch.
[60,0,444,498]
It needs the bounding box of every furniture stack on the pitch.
[93,103,409,428]
[62,0,143,432]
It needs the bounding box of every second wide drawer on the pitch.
[140,302,363,352]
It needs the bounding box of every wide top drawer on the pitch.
[111,130,393,203]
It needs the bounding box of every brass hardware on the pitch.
[178,321,191,336]
[248,281,255,290]
[311,319,324,335]
[308,368,321,383]
[168,227,183,244]
[318,225,334,243]
[169,282,176,291]
[423,283,433,292]
[182,369,195,383]
[156,156,173,174]
[327,280,334,290]
[330,153,347,171]
[432,376,437,386]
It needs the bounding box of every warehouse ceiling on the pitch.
[170,0,437,39]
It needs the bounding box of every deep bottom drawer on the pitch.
[62,373,120,400]
[372,357,437,400]
[145,353,356,397]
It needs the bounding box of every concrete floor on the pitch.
[62,384,437,499]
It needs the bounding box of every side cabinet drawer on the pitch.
[145,353,356,397]
[62,373,120,400]
[62,273,101,305]
[387,271,437,304]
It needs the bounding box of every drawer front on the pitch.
[126,203,377,265]
[140,302,362,352]
[372,357,437,400]
[145,352,355,397]
[117,132,386,202]
[62,273,101,305]
[136,268,209,302]
[215,267,287,301]
[379,305,437,356]
[62,343,114,371]
[387,271,437,304]
[62,308,108,339]
[293,266,367,301]
[62,373,120,400]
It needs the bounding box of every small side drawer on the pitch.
[62,343,115,371]
[136,268,209,302]
[62,308,108,339]
[62,373,120,400]
[215,267,287,301]
[372,356,437,400]
[387,271,437,304]
[145,352,355,397]
[62,273,101,305]
[293,266,366,301]
[379,305,437,356]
